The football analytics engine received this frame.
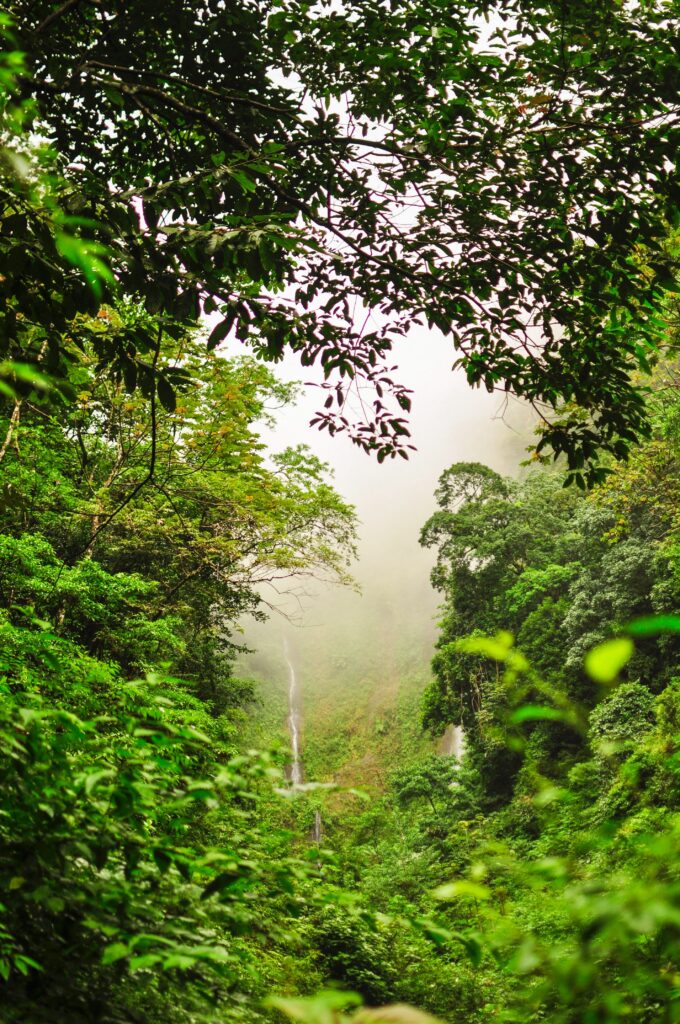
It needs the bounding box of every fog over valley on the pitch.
[238,326,533,788]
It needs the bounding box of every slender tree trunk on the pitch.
[0,401,22,463]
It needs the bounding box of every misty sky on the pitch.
[242,323,532,638]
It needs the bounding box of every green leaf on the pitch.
[162,953,197,970]
[207,315,234,351]
[129,954,163,972]
[626,615,680,636]
[432,880,491,901]
[15,956,42,973]
[55,232,114,299]
[228,168,257,193]
[101,943,129,966]
[156,376,176,413]
[0,361,52,390]
[509,705,568,724]
[265,990,363,1024]
[83,769,115,796]
[584,637,634,684]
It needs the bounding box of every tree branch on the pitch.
[35,0,85,34]
[77,319,162,558]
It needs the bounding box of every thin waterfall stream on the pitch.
[283,637,325,843]
[283,636,303,785]
[282,635,459,842]
[441,723,465,760]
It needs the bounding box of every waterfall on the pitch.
[440,723,464,760]
[283,636,303,785]
[283,638,324,842]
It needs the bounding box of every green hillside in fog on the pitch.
[238,582,437,825]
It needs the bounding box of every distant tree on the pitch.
[420,371,680,808]
[391,755,458,815]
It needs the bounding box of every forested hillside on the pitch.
[236,362,680,1024]
[1,1,679,1023]
[308,362,680,1023]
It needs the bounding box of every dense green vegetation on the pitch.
[2,339,678,1024]
[0,310,360,1022]
[0,1,679,1023]
[231,365,680,1024]
[315,366,680,1024]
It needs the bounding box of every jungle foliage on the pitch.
[309,366,680,1024]
[226,363,680,1024]
[0,1,679,1023]
[0,312,358,1023]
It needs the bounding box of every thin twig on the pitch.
[35,0,84,33]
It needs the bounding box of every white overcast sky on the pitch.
[234,322,532,634]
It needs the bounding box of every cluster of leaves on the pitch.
[0,310,361,1022]
[2,1,680,474]
[0,650,302,1021]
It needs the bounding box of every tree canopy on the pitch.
[3,0,680,480]
[419,361,680,804]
